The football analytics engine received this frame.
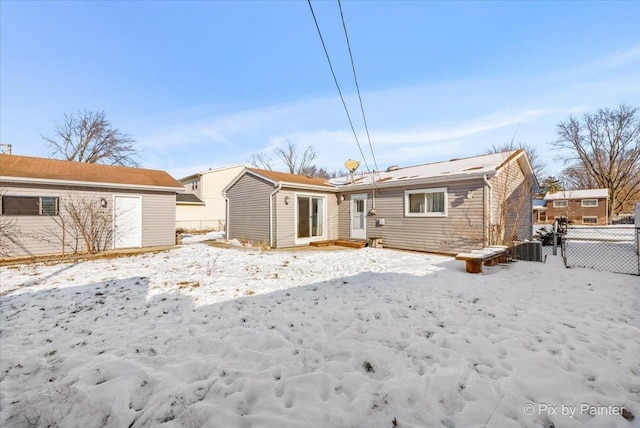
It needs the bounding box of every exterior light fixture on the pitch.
[100,198,108,208]
[466,191,474,199]
[284,196,290,205]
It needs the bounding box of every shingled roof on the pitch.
[248,168,335,189]
[0,154,183,190]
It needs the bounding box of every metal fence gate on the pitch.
[561,226,639,276]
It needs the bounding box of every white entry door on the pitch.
[350,194,367,240]
[114,195,142,249]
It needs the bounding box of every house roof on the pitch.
[0,154,183,191]
[178,163,249,183]
[330,150,530,188]
[544,188,609,200]
[224,151,537,194]
[176,193,205,204]
[532,199,547,209]
[247,168,335,189]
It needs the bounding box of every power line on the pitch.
[306,0,374,179]
[337,0,380,176]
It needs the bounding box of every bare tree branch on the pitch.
[42,110,141,167]
[552,104,640,216]
[250,140,319,175]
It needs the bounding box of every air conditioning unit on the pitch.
[509,241,542,262]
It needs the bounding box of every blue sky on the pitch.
[1,1,639,180]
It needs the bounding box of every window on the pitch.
[581,199,598,207]
[582,216,598,224]
[191,181,198,190]
[2,196,59,216]
[553,200,567,208]
[405,188,447,217]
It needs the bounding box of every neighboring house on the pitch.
[532,199,547,223]
[0,154,184,259]
[544,188,609,225]
[176,164,246,231]
[223,150,537,254]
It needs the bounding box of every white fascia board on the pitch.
[0,176,185,193]
[279,182,337,192]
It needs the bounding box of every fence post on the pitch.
[552,220,558,256]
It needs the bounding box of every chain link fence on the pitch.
[561,226,639,275]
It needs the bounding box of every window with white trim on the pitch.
[1,196,59,216]
[553,200,567,208]
[581,199,598,207]
[582,216,598,224]
[405,188,447,217]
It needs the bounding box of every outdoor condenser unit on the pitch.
[509,241,543,262]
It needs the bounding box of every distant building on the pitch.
[544,188,609,225]
[176,164,247,231]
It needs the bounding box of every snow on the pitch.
[1,240,639,427]
[329,151,518,187]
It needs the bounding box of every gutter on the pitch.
[0,176,185,193]
[269,183,282,248]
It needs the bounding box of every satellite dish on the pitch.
[344,159,360,173]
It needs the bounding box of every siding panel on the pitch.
[339,180,485,254]
[275,189,339,248]
[226,174,273,244]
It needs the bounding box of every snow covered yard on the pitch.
[1,240,639,428]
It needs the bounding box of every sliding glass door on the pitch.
[297,195,324,240]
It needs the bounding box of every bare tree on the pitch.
[250,140,318,175]
[275,140,317,175]
[42,110,140,167]
[249,152,273,171]
[552,104,640,217]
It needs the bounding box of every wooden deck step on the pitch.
[309,240,367,249]
[309,240,335,247]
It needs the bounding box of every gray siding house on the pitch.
[224,168,339,247]
[0,154,184,259]
[224,150,537,254]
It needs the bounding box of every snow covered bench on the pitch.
[455,246,508,274]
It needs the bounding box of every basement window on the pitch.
[2,196,59,216]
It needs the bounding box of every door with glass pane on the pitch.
[297,195,324,240]
[350,194,367,240]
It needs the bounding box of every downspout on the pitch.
[222,191,229,240]
[483,174,493,245]
[269,184,282,248]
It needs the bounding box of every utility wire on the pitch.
[337,0,380,176]
[307,0,374,181]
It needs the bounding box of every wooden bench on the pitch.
[455,246,508,273]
